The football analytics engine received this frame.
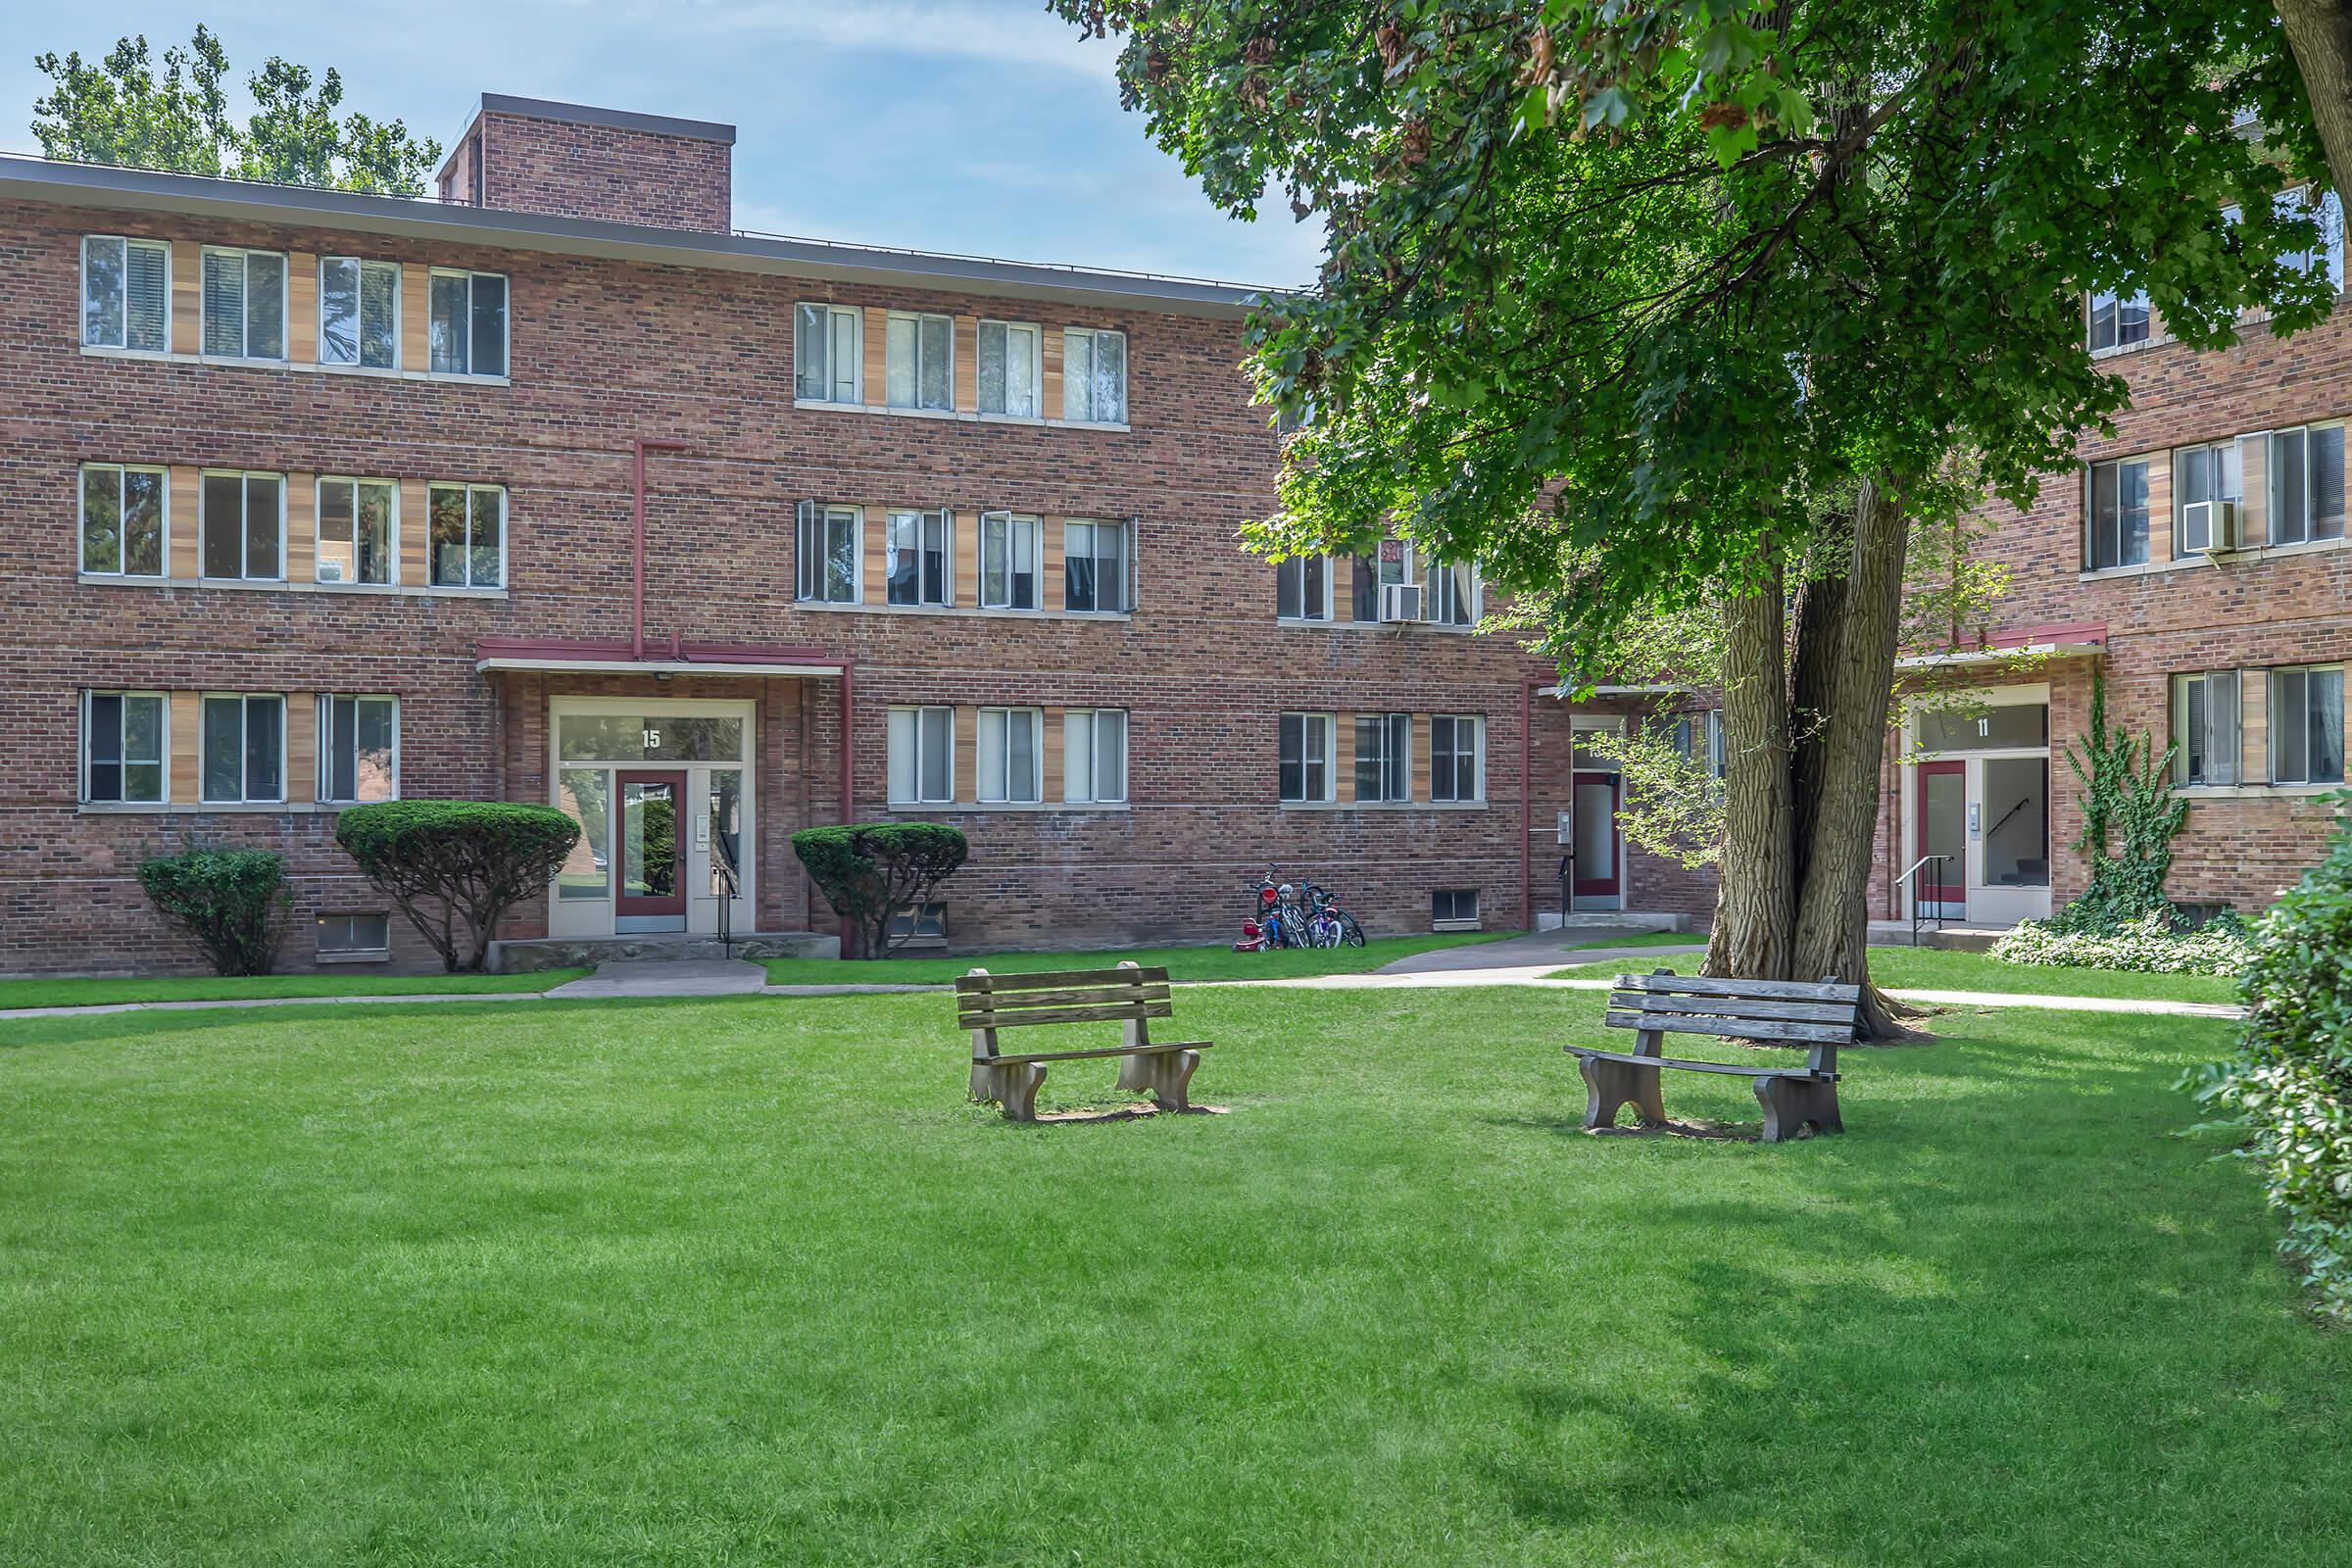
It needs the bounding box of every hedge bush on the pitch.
[792,822,967,958]
[136,844,290,975]
[1990,911,2254,976]
[337,801,580,972]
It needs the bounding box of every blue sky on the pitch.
[0,2,1325,287]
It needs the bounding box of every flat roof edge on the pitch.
[476,94,737,146]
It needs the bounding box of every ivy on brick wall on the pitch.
[2059,674,2189,934]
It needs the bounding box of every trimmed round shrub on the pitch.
[2189,808,2352,1320]
[792,822,967,958]
[137,843,290,976]
[337,801,580,972]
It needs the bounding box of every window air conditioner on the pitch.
[2206,499,2241,553]
[1380,581,1424,623]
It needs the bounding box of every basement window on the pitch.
[1433,889,1481,931]
[317,912,391,960]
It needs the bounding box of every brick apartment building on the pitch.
[1,94,1711,976]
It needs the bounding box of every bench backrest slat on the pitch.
[1600,968,1862,1072]
[1613,971,1862,1004]
[1605,992,1856,1026]
[961,982,1172,1013]
[959,999,1175,1032]
[1602,1010,1853,1046]
[960,963,1172,1062]
[956,966,1171,994]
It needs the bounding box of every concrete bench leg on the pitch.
[1116,1049,1200,1111]
[1580,1054,1666,1131]
[1754,1075,1842,1143]
[972,1059,1046,1122]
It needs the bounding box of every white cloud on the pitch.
[586,0,1120,79]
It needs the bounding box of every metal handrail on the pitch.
[1893,853,1954,945]
[712,842,741,959]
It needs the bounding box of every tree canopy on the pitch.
[32,25,440,195]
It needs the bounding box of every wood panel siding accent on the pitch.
[284,476,317,584]
[288,255,318,364]
[400,264,430,371]
[399,478,430,587]
[955,316,979,411]
[168,466,200,579]
[1332,558,1356,623]
[2239,433,2269,547]
[1045,329,1066,420]
[1334,712,1357,805]
[2145,454,2173,567]
[863,307,889,408]
[1413,713,1436,803]
[169,692,201,804]
[955,706,979,806]
[1042,516,1066,612]
[284,693,318,805]
[863,508,887,606]
[1042,707,1065,803]
[2241,668,2271,785]
[171,241,201,356]
[954,511,979,608]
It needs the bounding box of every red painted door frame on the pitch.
[1915,760,1967,909]
[1571,770,1622,899]
[614,768,688,918]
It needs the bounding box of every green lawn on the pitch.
[1567,929,1704,951]
[0,967,590,1011]
[3,987,2344,1565]
[1551,944,2242,1004]
[765,930,1507,985]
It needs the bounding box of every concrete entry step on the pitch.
[490,930,839,973]
[545,958,769,999]
[1868,921,2015,953]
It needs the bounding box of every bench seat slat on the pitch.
[959,983,1171,1011]
[1602,1011,1852,1045]
[984,1041,1212,1066]
[1605,992,1859,1025]
[1613,972,1863,1004]
[960,1000,1175,1031]
[956,966,1171,994]
[1568,1046,1838,1080]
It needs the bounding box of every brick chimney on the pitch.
[435,94,734,233]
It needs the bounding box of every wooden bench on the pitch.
[957,960,1209,1122]
[1565,969,1861,1142]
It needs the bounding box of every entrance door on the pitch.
[614,769,687,924]
[1916,760,1967,916]
[1571,770,1622,901]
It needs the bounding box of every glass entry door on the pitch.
[614,769,686,921]
[1571,770,1622,900]
[1916,760,1967,916]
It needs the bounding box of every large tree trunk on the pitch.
[2278,1,2352,206]
[1703,558,1794,980]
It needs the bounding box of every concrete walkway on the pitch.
[546,958,767,999]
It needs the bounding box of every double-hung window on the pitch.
[977,708,1044,804]
[81,691,166,805]
[2176,441,2242,555]
[886,312,953,411]
[201,247,286,360]
[1280,713,1333,803]
[978,319,1042,416]
[795,303,860,404]
[1276,555,1330,621]
[317,477,397,585]
[1062,327,1128,424]
[2269,424,2347,545]
[1672,710,1729,780]
[2279,188,2345,289]
[1427,561,1479,626]
[427,483,505,588]
[82,236,170,352]
[2171,672,2240,787]
[428,269,508,376]
[1063,709,1128,804]
[797,502,861,603]
[886,508,952,607]
[201,470,283,581]
[81,463,166,578]
[2271,666,2346,785]
[887,706,955,805]
[1432,715,1484,802]
[319,257,400,369]
[318,695,399,803]
[980,512,1041,610]
[1355,713,1412,803]
[200,694,285,805]
[1063,520,1129,613]
[2088,286,2150,352]
[2086,457,2150,570]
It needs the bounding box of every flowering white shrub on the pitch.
[1989,911,2254,976]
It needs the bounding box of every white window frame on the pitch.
[979,512,1042,611]
[316,911,393,958]
[2268,422,2348,546]
[1062,326,1129,425]
[976,707,1045,805]
[1062,709,1130,805]
[2278,186,2346,290]
[198,692,287,806]
[316,694,402,804]
[885,508,953,607]
[198,468,286,583]
[2085,456,2151,571]
[1432,887,1482,929]
[795,302,862,405]
[1354,712,1413,803]
[887,705,956,806]
[1431,713,1486,803]
[2171,671,2240,787]
[1425,559,1482,627]
[796,502,863,604]
[2270,664,2346,785]
[427,267,510,377]
[1062,518,1130,614]
[884,310,956,412]
[81,235,172,353]
[2174,439,2242,555]
[977,318,1044,418]
[1280,712,1335,804]
[315,475,400,586]
[318,256,402,370]
[199,245,289,361]
[2087,285,2150,353]
[1276,554,1333,622]
[80,690,169,805]
[426,482,507,589]
[79,462,169,578]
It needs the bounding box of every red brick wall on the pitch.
[469,109,731,232]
